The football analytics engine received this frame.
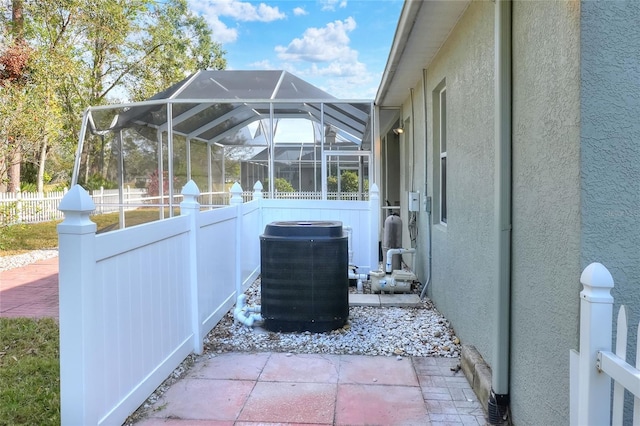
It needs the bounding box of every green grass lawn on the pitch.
[0,318,60,426]
[1,208,179,254]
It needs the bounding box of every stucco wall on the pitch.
[413,1,497,368]
[510,2,581,424]
[389,0,639,424]
[580,1,640,422]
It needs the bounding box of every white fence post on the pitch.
[15,190,22,223]
[57,185,97,425]
[99,186,104,214]
[180,180,203,354]
[230,182,243,206]
[369,183,380,273]
[253,181,263,200]
[253,181,264,239]
[577,262,615,426]
[230,182,243,297]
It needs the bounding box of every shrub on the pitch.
[84,174,118,190]
[274,178,295,192]
[19,182,37,192]
[327,170,368,192]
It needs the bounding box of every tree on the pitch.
[0,0,227,192]
[125,0,226,101]
[73,0,227,183]
[0,0,30,192]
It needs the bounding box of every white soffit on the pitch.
[376,0,471,108]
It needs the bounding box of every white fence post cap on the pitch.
[230,182,243,194]
[58,185,95,213]
[181,180,200,197]
[581,262,614,289]
[580,262,614,303]
[253,181,263,200]
[230,182,243,205]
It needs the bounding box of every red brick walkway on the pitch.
[0,257,59,319]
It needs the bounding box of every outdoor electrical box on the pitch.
[408,191,420,212]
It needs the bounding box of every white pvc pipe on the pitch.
[343,225,354,264]
[385,248,416,273]
[233,294,262,327]
[349,269,368,294]
[349,271,368,280]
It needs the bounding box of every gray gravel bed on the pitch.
[205,277,460,358]
[0,249,58,271]
[128,278,461,424]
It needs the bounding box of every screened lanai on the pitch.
[72,70,374,217]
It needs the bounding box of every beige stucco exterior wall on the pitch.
[394,1,581,424]
[397,0,498,371]
[389,0,640,424]
[510,1,581,424]
[580,1,640,421]
[424,0,497,367]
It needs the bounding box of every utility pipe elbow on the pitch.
[348,271,368,280]
[233,294,262,327]
[385,248,416,273]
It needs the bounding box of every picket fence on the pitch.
[570,262,640,426]
[0,187,149,224]
[0,187,368,225]
[58,180,379,425]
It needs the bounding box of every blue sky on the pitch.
[187,0,404,99]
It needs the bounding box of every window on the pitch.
[439,87,447,224]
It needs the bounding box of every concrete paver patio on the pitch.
[1,258,488,425]
[0,256,59,319]
[135,352,487,425]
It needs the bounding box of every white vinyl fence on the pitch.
[1,187,368,225]
[58,180,379,425]
[570,262,640,426]
[1,189,69,224]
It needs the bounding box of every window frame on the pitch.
[438,86,447,225]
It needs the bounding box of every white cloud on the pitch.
[275,17,357,62]
[206,16,240,44]
[272,16,376,98]
[320,0,348,12]
[310,61,375,98]
[293,7,308,16]
[188,0,286,43]
[206,0,285,22]
[249,59,275,69]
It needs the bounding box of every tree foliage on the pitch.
[328,170,368,193]
[0,0,226,192]
[0,0,30,191]
[274,178,295,192]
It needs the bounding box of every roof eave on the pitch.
[375,0,471,108]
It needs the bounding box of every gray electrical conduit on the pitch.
[420,68,432,300]
[420,209,432,300]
